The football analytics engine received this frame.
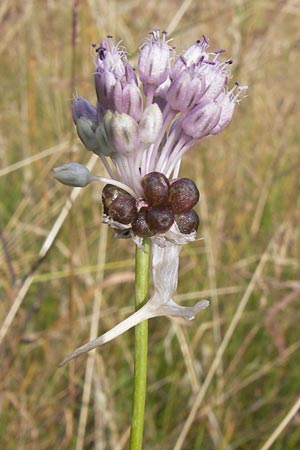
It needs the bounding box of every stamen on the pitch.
[98,46,106,60]
[202,35,209,44]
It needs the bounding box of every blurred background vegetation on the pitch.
[1,0,300,449]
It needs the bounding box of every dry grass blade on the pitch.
[174,228,280,450]
[0,154,98,347]
[75,226,108,450]
[259,397,300,450]
[0,142,70,177]
[167,0,194,35]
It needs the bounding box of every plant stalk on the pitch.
[129,239,150,450]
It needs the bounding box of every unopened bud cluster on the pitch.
[102,172,200,237]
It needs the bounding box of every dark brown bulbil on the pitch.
[168,178,199,214]
[175,209,199,234]
[131,208,155,237]
[102,184,128,215]
[108,195,138,224]
[146,206,175,233]
[141,171,169,206]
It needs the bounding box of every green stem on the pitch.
[129,239,150,450]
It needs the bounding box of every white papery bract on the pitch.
[60,239,209,366]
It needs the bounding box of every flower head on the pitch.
[54,29,247,363]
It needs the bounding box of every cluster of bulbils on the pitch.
[103,173,200,237]
[54,29,247,364]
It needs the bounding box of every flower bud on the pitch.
[181,102,221,139]
[113,65,143,122]
[95,111,116,156]
[172,37,208,76]
[53,162,94,187]
[95,124,114,156]
[199,64,228,104]
[154,77,171,101]
[110,112,139,155]
[94,37,127,110]
[210,93,235,135]
[180,37,208,66]
[139,104,163,145]
[138,29,171,87]
[166,71,205,112]
[210,84,247,135]
[72,96,97,124]
[76,117,100,152]
[97,101,106,122]
[95,70,117,110]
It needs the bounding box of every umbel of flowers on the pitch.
[54,29,247,364]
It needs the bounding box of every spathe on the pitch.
[59,242,209,366]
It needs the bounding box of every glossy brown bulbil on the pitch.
[101,172,200,236]
[131,208,154,237]
[141,171,169,206]
[102,184,128,215]
[175,209,199,234]
[108,195,138,224]
[168,178,199,214]
[146,206,174,233]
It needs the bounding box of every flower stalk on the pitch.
[129,239,150,450]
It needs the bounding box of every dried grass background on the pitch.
[1,0,300,449]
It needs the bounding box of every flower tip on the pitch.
[53,162,94,187]
[187,299,210,320]
[72,96,97,124]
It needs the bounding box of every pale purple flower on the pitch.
[138,29,172,101]
[138,104,163,145]
[109,112,139,155]
[166,70,204,112]
[72,96,97,124]
[54,29,247,364]
[113,64,143,122]
[181,102,222,139]
[94,37,143,121]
